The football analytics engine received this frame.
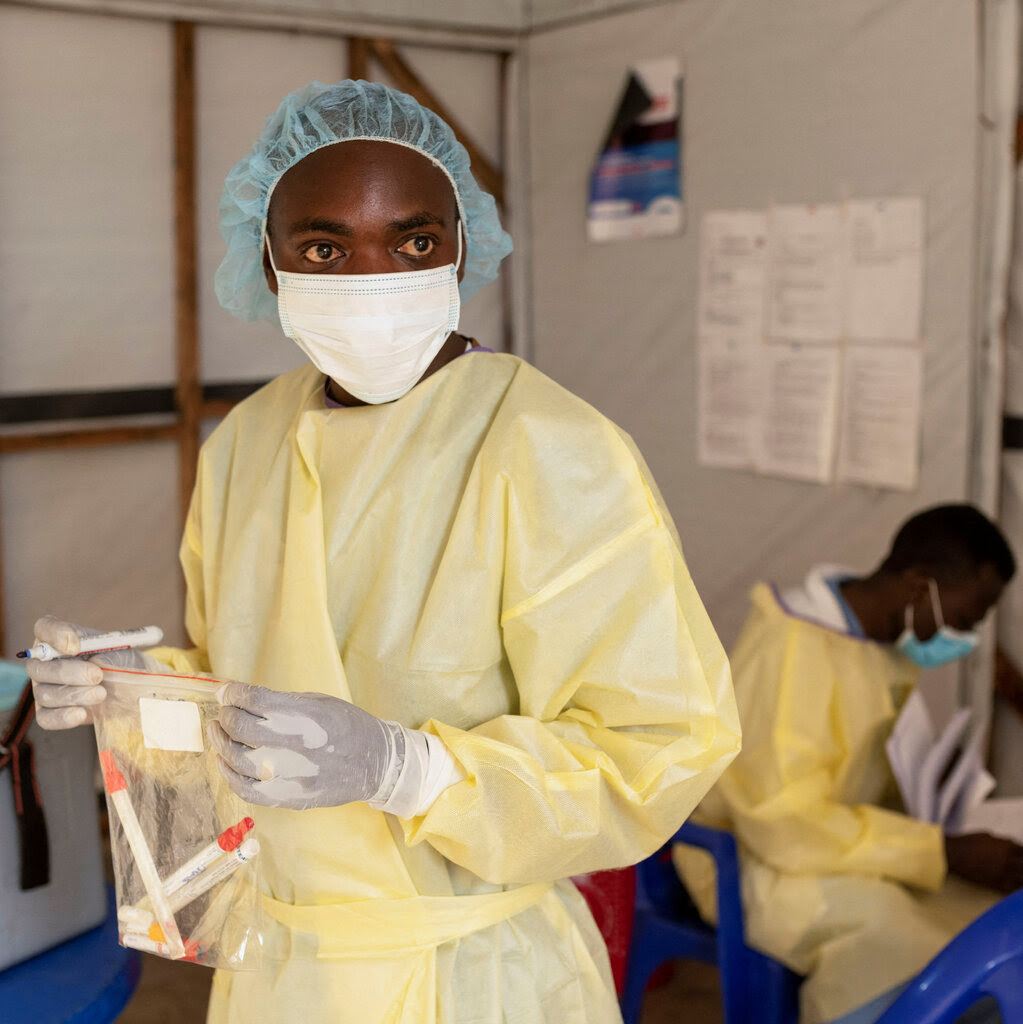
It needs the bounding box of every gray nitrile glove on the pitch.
[25,615,160,730]
[209,682,406,811]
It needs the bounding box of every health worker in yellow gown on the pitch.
[26,79,741,1024]
[674,503,1022,1024]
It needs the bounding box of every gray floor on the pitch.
[113,954,724,1023]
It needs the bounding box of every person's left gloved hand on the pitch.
[209,682,405,810]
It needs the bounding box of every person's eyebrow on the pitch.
[388,211,447,232]
[288,217,353,236]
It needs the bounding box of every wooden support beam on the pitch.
[174,21,201,529]
[0,424,181,455]
[0,423,180,456]
[201,398,244,420]
[348,37,370,82]
[366,38,505,206]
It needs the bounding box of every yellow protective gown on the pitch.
[153,351,740,1024]
[674,582,998,1024]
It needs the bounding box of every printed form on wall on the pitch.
[696,211,767,470]
[836,345,923,491]
[698,336,762,470]
[844,197,923,342]
[697,210,768,340]
[695,197,926,491]
[756,343,840,484]
[766,203,844,344]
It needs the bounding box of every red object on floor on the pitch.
[573,866,636,996]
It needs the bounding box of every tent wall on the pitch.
[525,0,989,663]
[5,0,668,33]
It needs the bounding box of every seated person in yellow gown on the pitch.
[675,503,1023,1024]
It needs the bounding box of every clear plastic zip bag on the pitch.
[92,665,262,969]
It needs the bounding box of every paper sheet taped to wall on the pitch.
[844,197,923,342]
[756,342,840,483]
[587,58,683,243]
[697,211,768,340]
[766,204,844,343]
[697,335,761,469]
[836,344,923,491]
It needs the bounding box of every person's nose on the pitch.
[342,246,394,275]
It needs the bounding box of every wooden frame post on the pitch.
[174,21,200,528]
[363,39,505,206]
[348,37,370,81]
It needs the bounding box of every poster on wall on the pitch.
[586,57,683,243]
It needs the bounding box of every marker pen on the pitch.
[17,625,164,661]
[133,817,255,913]
[100,750,185,959]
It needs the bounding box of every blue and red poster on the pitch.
[587,58,684,243]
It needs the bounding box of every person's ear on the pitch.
[263,238,279,296]
[900,568,930,606]
[456,220,466,284]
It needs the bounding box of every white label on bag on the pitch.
[139,698,204,752]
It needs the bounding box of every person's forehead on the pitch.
[271,140,458,214]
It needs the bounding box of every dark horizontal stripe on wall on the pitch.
[1005,416,1023,451]
[0,382,269,425]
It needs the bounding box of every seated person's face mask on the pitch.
[265,223,462,405]
[896,577,980,668]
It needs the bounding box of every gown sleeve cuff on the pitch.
[368,726,466,819]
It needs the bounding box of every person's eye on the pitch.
[396,235,436,258]
[301,242,344,264]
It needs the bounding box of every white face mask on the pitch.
[267,225,462,404]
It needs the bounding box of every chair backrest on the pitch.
[875,888,1023,1024]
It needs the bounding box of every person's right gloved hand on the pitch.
[25,615,159,730]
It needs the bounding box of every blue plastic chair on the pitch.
[621,821,801,1024]
[874,887,1023,1024]
[0,885,141,1023]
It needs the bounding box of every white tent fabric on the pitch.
[6,0,665,33]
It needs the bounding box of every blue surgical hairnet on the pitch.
[216,79,513,323]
